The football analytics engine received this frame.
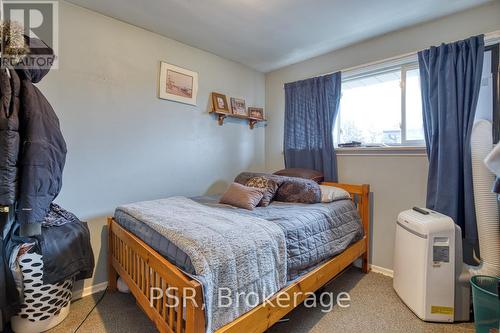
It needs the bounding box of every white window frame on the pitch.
[336,57,426,149]
[400,64,425,147]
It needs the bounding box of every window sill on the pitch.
[335,146,427,156]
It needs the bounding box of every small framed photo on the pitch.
[211,92,230,113]
[230,98,247,116]
[159,61,198,106]
[248,107,264,119]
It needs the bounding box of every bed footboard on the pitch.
[108,218,205,333]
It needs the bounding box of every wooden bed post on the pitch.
[360,184,370,273]
[320,182,371,274]
[185,282,206,333]
[107,217,118,292]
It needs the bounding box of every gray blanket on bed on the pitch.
[195,196,364,279]
[117,196,287,333]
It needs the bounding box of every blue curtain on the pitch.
[284,72,341,181]
[418,35,484,244]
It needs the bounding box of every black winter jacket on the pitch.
[15,38,67,236]
[0,68,20,206]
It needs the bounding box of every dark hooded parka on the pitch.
[0,21,24,315]
[1,23,68,318]
[14,36,67,237]
[1,21,66,237]
[0,21,24,210]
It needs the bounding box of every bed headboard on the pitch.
[273,168,324,183]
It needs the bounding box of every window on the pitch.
[334,63,425,147]
[480,43,499,144]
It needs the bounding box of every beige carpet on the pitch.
[45,267,475,333]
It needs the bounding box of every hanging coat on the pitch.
[15,37,67,237]
[0,63,21,317]
[0,69,20,207]
[0,21,25,321]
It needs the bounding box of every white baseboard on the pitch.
[370,264,394,278]
[352,259,394,277]
[72,281,108,300]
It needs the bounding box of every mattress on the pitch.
[114,195,363,280]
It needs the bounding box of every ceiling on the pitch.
[67,0,492,72]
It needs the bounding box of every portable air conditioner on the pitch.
[393,208,470,322]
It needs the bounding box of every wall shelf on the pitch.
[210,111,266,129]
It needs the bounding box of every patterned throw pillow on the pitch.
[274,177,321,204]
[245,176,279,207]
[235,172,283,186]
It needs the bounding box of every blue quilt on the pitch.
[114,195,363,280]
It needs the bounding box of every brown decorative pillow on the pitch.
[273,168,324,183]
[234,172,284,186]
[245,176,279,207]
[219,182,265,210]
[234,172,321,204]
[274,177,321,204]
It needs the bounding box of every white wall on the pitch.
[265,1,500,270]
[37,2,266,292]
[338,154,428,270]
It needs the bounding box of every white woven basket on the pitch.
[10,251,73,333]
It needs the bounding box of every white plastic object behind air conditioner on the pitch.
[469,120,500,277]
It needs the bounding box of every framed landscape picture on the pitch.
[159,61,198,106]
[230,97,247,116]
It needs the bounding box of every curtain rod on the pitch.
[292,30,500,83]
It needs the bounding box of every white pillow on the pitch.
[319,185,351,203]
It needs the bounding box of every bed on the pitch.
[107,180,370,333]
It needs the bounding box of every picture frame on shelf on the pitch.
[230,97,247,116]
[211,92,230,113]
[248,107,264,119]
[158,61,198,106]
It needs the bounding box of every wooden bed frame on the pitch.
[107,182,370,333]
